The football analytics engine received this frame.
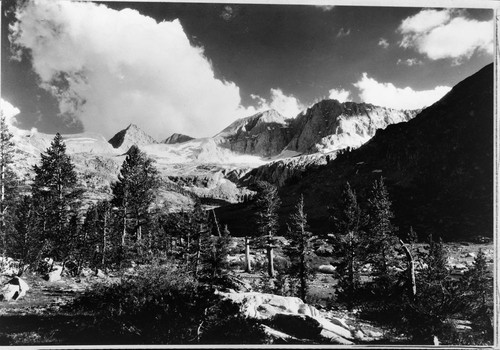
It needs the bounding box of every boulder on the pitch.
[218,292,323,320]
[317,265,336,274]
[44,265,63,282]
[1,276,29,301]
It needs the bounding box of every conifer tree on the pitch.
[286,194,314,302]
[0,116,17,260]
[11,196,41,273]
[32,133,81,261]
[200,224,231,283]
[331,182,366,310]
[366,177,397,286]
[111,145,160,253]
[254,181,281,277]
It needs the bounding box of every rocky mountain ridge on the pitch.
[215,63,494,241]
[163,133,194,144]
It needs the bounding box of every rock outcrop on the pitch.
[1,276,29,301]
[163,133,194,144]
[215,110,293,158]
[217,291,384,344]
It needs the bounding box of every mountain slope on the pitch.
[108,123,157,150]
[163,133,194,144]
[216,63,494,241]
[215,109,293,157]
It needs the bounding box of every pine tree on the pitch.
[366,177,397,286]
[330,182,366,310]
[0,116,17,260]
[10,196,41,273]
[200,224,231,283]
[32,133,81,262]
[111,145,160,256]
[254,181,281,277]
[286,194,314,302]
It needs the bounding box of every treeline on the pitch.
[246,178,493,344]
[0,122,230,282]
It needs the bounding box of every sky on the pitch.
[0,0,495,140]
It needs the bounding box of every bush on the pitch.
[70,262,267,344]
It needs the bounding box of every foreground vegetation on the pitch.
[0,118,493,345]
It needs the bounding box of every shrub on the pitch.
[70,262,267,344]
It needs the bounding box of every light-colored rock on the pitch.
[217,292,321,319]
[320,329,354,345]
[44,265,63,282]
[316,316,353,340]
[1,276,29,301]
[260,324,298,342]
[317,264,336,274]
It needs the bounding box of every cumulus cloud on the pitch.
[328,88,351,103]
[0,98,20,125]
[251,88,305,118]
[354,73,451,110]
[9,0,256,139]
[378,38,389,48]
[396,58,422,66]
[398,9,493,62]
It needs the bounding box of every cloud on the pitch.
[220,5,236,21]
[0,98,20,125]
[396,58,422,66]
[378,38,389,49]
[398,9,493,62]
[328,88,351,103]
[251,88,305,118]
[354,73,451,110]
[336,27,351,38]
[315,5,335,11]
[9,0,256,139]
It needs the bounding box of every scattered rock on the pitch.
[1,276,29,301]
[44,265,63,282]
[317,265,336,274]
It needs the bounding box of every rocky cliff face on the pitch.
[215,109,293,158]
[163,133,194,144]
[285,100,418,154]
[108,123,157,150]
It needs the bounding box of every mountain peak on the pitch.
[108,123,157,149]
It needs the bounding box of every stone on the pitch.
[317,265,336,274]
[316,316,353,340]
[1,276,29,301]
[217,292,322,319]
[260,325,298,342]
[319,329,354,345]
[44,265,63,282]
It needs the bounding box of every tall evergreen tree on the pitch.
[0,116,17,260]
[111,145,160,254]
[286,194,314,302]
[32,133,81,261]
[366,177,397,285]
[330,182,366,310]
[254,181,281,277]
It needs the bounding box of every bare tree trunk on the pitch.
[400,239,416,299]
[212,209,221,237]
[245,236,252,273]
[267,233,274,277]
